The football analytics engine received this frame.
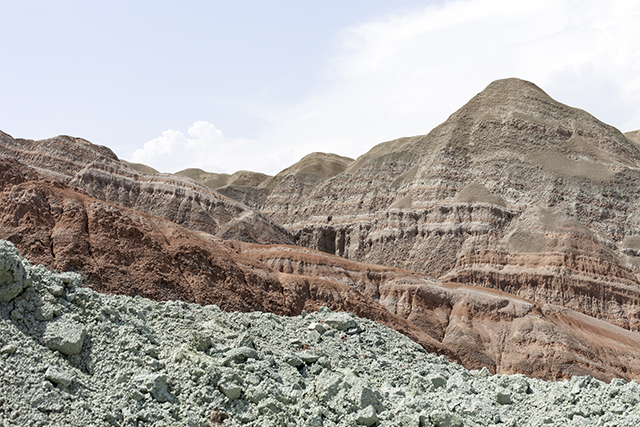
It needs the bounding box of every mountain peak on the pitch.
[453,77,559,122]
[481,77,550,97]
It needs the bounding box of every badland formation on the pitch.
[3,78,640,387]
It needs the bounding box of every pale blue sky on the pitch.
[2,2,431,142]
[2,0,639,174]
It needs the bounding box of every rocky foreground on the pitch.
[2,241,640,427]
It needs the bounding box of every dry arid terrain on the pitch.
[2,78,640,387]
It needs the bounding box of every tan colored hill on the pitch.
[120,159,159,175]
[625,129,640,149]
[269,152,355,182]
[257,152,355,215]
[175,168,272,210]
[176,168,270,190]
[3,155,640,382]
[193,152,354,209]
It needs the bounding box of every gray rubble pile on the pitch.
[1,239,639,426]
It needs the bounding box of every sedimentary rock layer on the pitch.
[3,157,640,381]
[0,156,443,353]
[252,79,640,331]
[0,131,292,245]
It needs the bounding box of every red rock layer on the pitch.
[0,156,443,353]
[237,243,640,381]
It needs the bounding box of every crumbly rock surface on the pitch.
[1,240,639,427]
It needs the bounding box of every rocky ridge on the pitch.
[0,157,408,324]
[0,131,292,245]
[3,77,640,386]
[177,169,269,193]
[222,79,640,332]
[176,152,354,210]
[2,240,640,427]
[2,157,640,381]
[0,159,640,381]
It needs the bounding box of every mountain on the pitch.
[2,148,640,381]
[176,168,269,192]
[0,131,292,245]
[2,78,640,383]
[626,129,640,149]
[245,79,640,333]
[0,156,437,347]
[120,159,160,175]
[174,152,354,210]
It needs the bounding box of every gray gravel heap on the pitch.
[1,239,640,427]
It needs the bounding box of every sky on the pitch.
[2,0,640,175]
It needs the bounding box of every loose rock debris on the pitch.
[1,240,639,426]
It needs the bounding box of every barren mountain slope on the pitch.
[176,168,270,191]
[3,156,640,381]
[120,159,160,175]
[173,153,354,210]
[255,152,355,213]
[237,242,640,381]
[626,129,640,149]
[256,78,640,331]
[211,152,355,209]
[0,156,434,345]
[0,131,292,245]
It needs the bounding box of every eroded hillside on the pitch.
[2,78,640,384]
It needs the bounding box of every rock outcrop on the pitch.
[0,156,443,353]
[250,79,640,331]
[3,157,640,381]
[3,78,640,384]
[240,242,640,381]
[0,131,292,245]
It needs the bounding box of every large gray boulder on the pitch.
[0,240,29,302]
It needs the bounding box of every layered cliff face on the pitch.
[0,156,419,332]
[254,79,640,331]
[0,132,292,245]
[3,156,640,381]
[240,242,640,381]
[3,77,640,383]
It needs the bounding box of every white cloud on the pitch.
[134,0,640,175]
[132,121,225,172]
[131,121,296,174]
[264,0,640,165]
